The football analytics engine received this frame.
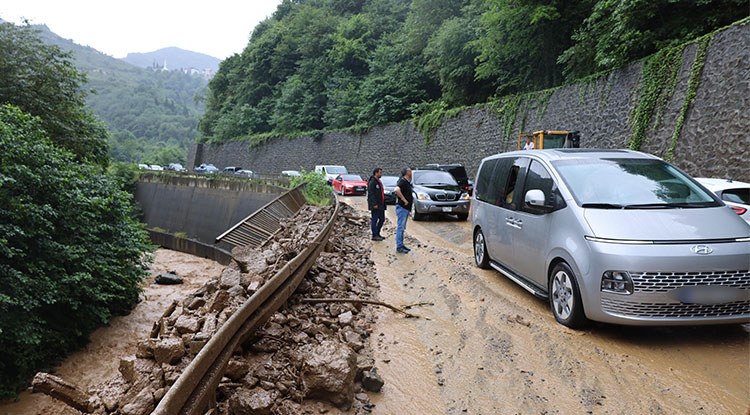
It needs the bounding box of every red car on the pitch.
[332,174,368,196]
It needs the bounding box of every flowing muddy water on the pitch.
[0,249,223,415]
[348,197,750,415]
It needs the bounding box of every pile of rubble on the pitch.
[35,202,383,415]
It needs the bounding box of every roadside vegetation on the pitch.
[0,22,152,398]
[198,0,746,143]
[290,170,333,206]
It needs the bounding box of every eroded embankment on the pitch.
[30,202,385,415]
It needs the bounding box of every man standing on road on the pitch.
[393,167,413,254]
[367,167,386,241]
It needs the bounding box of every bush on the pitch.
[0,105,152,398]
[289,170,332,206]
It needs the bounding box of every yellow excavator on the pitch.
[518,130,580,150]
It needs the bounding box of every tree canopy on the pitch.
[0,104,152,398]
[0,22,109,166]
[199,0,746,143]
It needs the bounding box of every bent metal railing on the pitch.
[215,184,307,248]
[152,190,338,415]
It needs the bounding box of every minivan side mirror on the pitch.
[525,189,547,209]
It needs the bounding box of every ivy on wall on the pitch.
[664,34,713,162]
[627,45,686,151]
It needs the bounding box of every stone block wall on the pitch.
[188,22,749,181]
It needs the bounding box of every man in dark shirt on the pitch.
[367,167,385,241]
[393,167,413,253]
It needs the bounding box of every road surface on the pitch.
[346,196,750,415]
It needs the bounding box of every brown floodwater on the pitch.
[347,196,750,415]
[0,249,223,415]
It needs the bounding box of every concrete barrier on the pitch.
[147,230,233,265]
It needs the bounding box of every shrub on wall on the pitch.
[0,105,152,398]
[290,170,332,206]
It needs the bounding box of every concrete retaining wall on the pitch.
[188,22,749,182]
[135,175,284,245]
[147,230,233,265]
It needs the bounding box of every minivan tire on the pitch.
[473,229,491,269]
[548,262,588,329]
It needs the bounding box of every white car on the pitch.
[235,169,256,178]
[695,178,750,224]
[314,165,348,184]
[149,165,164,171]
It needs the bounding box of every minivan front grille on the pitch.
[601,298,750,318]
[631,270,750,293]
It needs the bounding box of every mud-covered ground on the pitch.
[346,196,750,415]
[0,250,223,415]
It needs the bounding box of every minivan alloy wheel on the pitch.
[473,229,490,269]
[551,270,574,320]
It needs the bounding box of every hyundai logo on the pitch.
[691,245,713,255]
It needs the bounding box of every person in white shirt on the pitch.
[523,137,535,150]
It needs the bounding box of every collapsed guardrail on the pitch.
[215,184,307,249]
[152,189,338,415]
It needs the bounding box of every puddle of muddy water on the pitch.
[0,249,223,415]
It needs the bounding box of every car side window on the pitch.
[501,158,529,211]
[475,159,498,204]
[488,158,513,206]
[522,160,565,214]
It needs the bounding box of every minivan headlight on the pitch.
[601,271,633,295]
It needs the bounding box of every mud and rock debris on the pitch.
[38,202,382,415]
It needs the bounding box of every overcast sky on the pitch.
[1,0,282,60]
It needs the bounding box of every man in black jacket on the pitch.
[367,167,385,241]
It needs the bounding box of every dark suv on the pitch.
[423,164,473,195]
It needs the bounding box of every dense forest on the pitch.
[200,0,747,143]
[34,23,207,165]
[0,21,151,398]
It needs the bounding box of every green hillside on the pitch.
[199,0,746,143]
[35,24,207,164]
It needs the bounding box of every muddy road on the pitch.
[347,197,750,415]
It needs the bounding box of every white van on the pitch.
[315,165,348,184]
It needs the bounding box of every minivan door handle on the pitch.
[505,217,522,229]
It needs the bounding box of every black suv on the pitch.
[422,164,473,195]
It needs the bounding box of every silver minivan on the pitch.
[471,149,750,328]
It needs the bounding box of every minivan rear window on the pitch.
[552,158,720,208]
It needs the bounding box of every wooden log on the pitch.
[32,372,92,413]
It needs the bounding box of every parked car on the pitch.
[281,170,302,178]
[167,163,186,172]
[471,149,750,328]
[380,175,399,205]
[422,163,474,195]
[138,164,149,170]
[223,166,243,174]
[410,169,471,221]
[235,169,256,178]
[332,174,368,196]
[315,165,348,184]
[695,178,750,225]
[149,164,164,171]
[194,163,218,173]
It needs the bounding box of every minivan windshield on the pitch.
[552,158,720,208]
[414,171,458,186]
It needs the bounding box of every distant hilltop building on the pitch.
[151,59,214,79]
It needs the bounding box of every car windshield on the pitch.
[553,158,719,208]
[414,171,458,186]
[341,174,362,181]
[381,176,398,186]
[446,166,468,180]
[722,188,750,204]
[326,167,347,174]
